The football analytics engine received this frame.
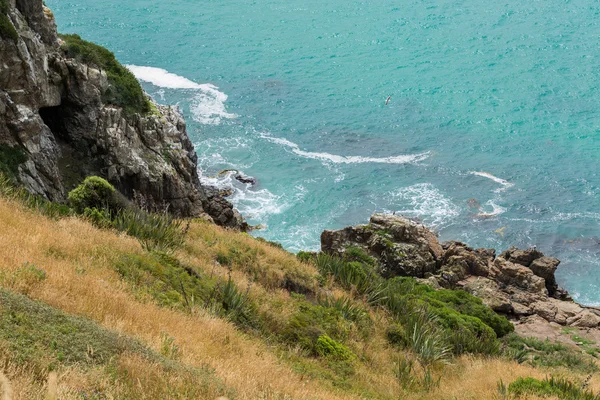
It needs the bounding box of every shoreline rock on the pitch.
[322,213,600,329]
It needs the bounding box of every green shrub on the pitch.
[509,376,600,399]
[0,0,17,41]
[315,334,354,361]
[68,176,120,213]
[282,302,348,355]
[296,251,316,263]
[343,246,376,266]
[59,34,150,115]
[0,145,27,182]
[387,277,513,338]
[83,207,113,229]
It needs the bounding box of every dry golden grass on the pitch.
[0,196,597,399]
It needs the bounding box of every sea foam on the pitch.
[126,65,237,125]
[260,133,430,165]
[388,183,460,228]
[469,171,514,192]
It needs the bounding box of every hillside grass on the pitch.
[0,187,599,398]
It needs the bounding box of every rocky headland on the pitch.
[322,214,600,344]
[0,0,244,228]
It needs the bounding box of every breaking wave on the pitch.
[126,65,237,125]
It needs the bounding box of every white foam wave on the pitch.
[126,65,203,89]
[126,65,237,125]
[469,171,514,192]
[260,133,430,165]
[475,200,506,219]
[199,170,287,221]
[388,183,460,227]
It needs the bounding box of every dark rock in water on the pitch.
[0,0,245,229]
[234,173,257,185]
[321,213,600,329]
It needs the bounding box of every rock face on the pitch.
[322,214,600,329]
[0,0,244,228]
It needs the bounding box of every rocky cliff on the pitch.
[322,214,600,330]
[0,0,244,228]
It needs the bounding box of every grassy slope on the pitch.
[0,196,597,399]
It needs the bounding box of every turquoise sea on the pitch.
[47,0,600,304]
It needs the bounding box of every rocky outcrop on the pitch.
[0,0,244,228]
[322,214,600,329]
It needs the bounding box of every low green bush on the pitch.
[0,145,27,182]
[83,207,113,229]
[315,334,354,361]
[68,176,122,213]
[316,253,510,356]
[59,34,150,115]
[343,246,377,266]
[0,0,17,41]
[282,301,348,355]
[296,251,316,263]
[509,376,600,399]
[387,277,513,338]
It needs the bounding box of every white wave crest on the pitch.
[125,65,237,125]
[388,183,460,227]
[475,200,506,219]
[199,170,287,221]
[125,65,203,89]
[260,133,430,165]
[469,171,514,192]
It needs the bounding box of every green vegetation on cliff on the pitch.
[0,0,18,41]
[0,144,27,182]
[59,33,151,115]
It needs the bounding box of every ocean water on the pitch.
[47,0,600,305]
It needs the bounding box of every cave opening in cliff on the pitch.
[38,105,88,189]
[39,105,68,138]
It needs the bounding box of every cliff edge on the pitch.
[0,0,244,228]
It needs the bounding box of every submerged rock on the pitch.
[321,213,600,329]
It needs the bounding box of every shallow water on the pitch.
[47,0,600,304]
